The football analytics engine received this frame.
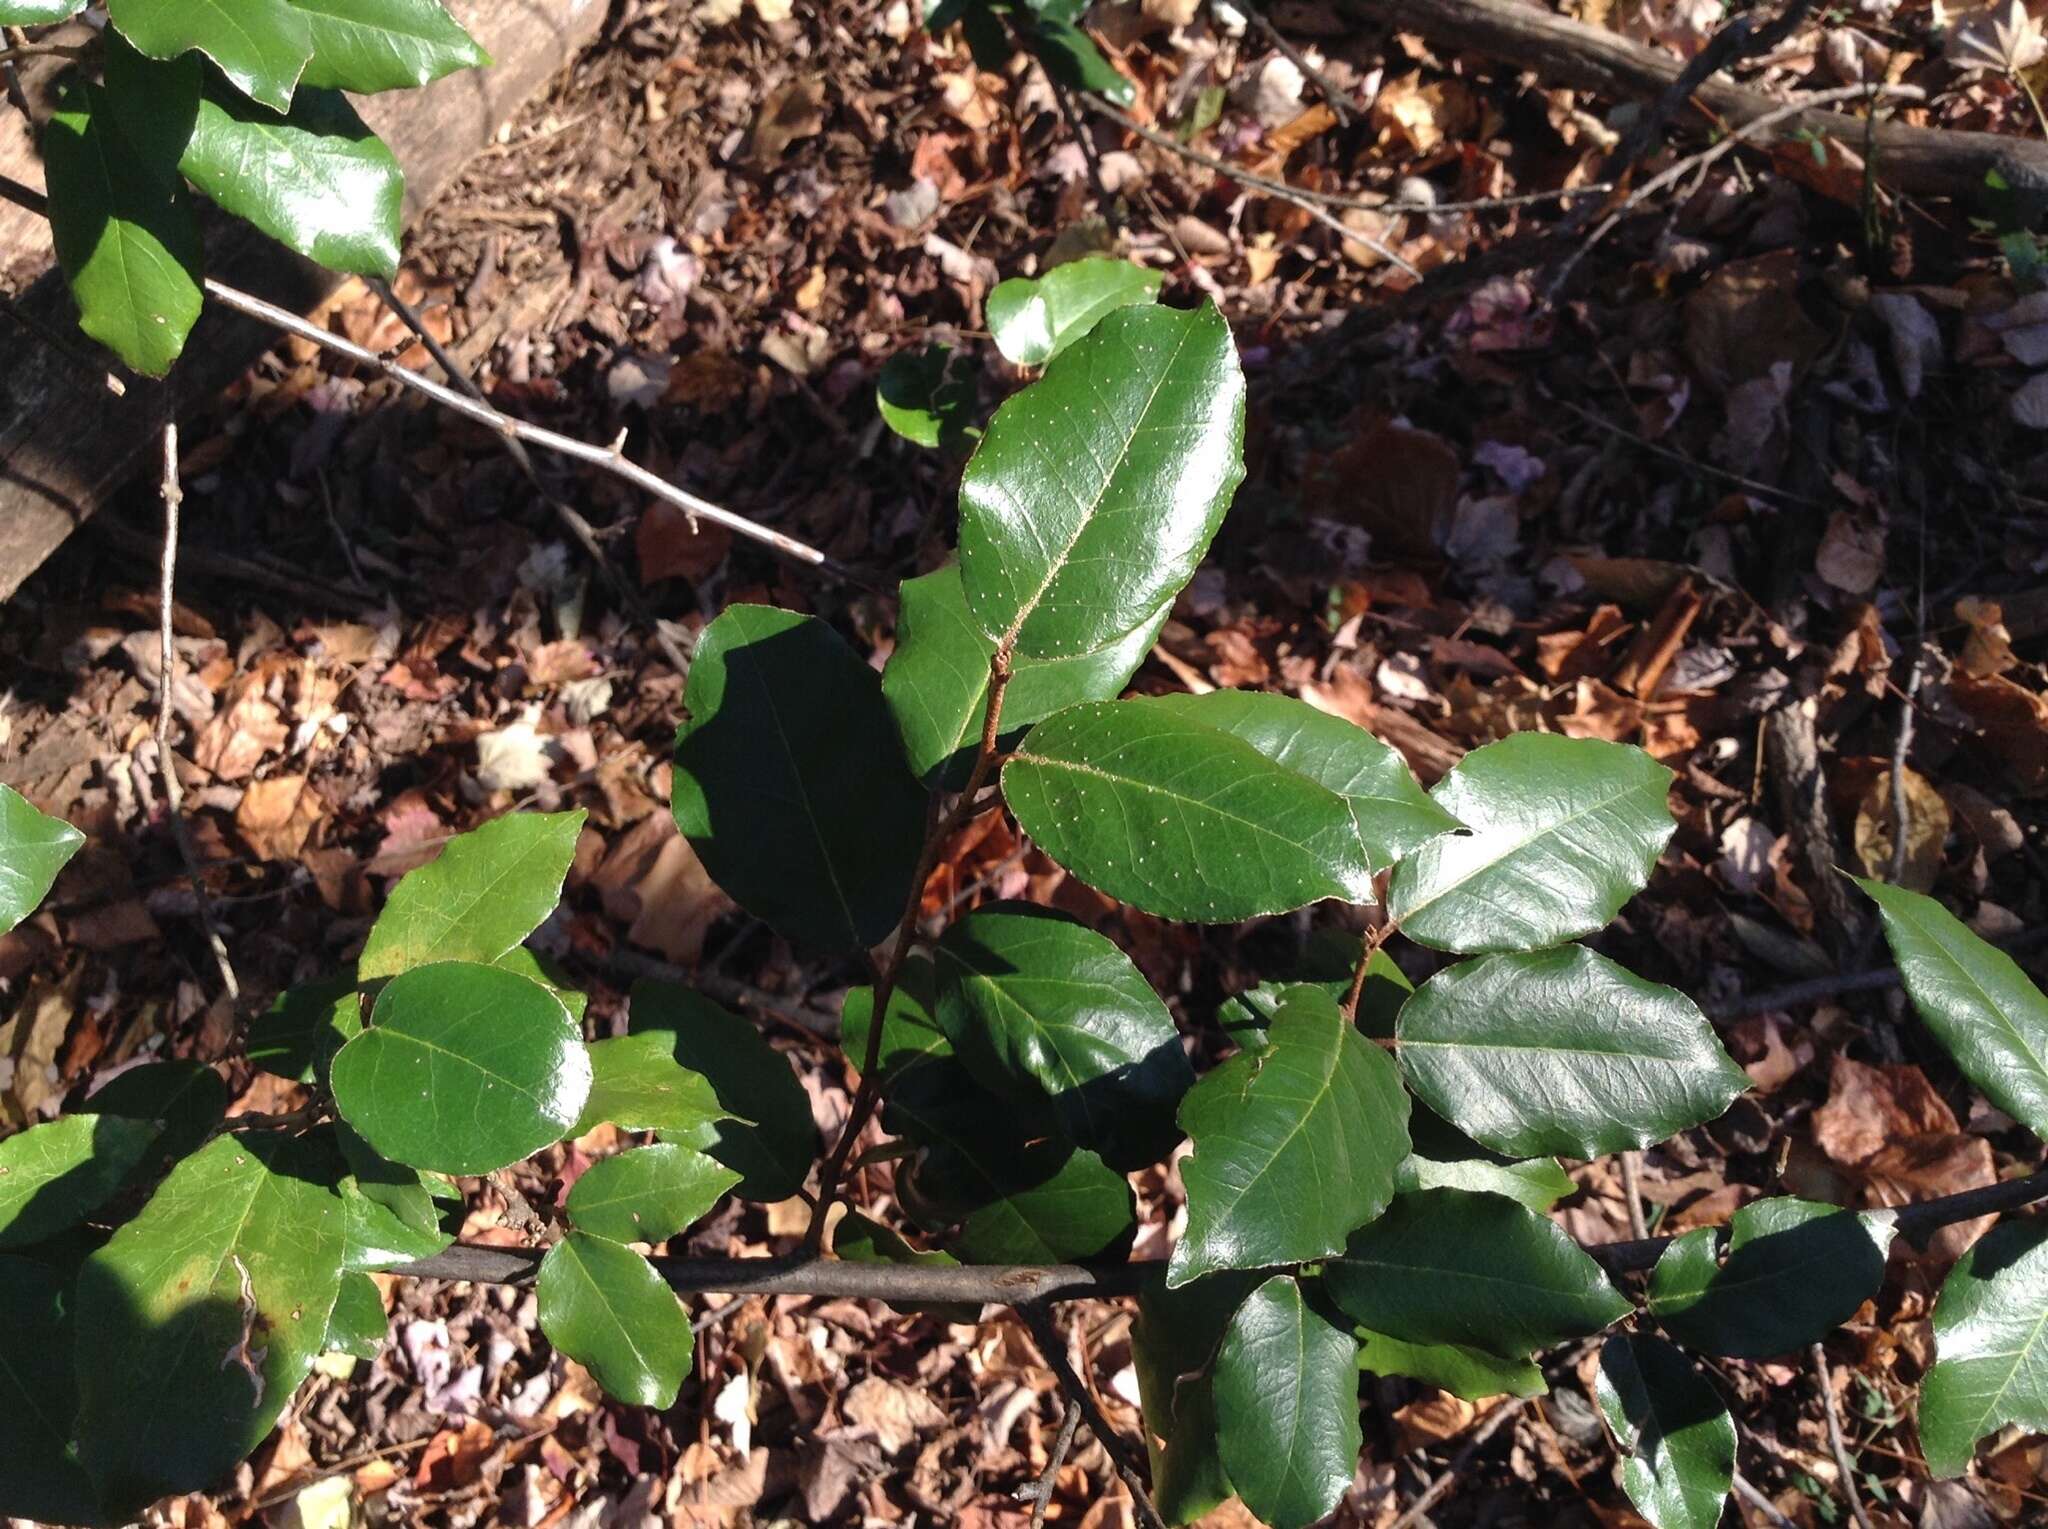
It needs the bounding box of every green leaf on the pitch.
[878,345,977,451]
[42,84,203,377]
[1387,734,1677,954]
[986,257,1162,366]
[1396,1153,1575,1215]
[884,563,1166,788]
[0,1255,97,1525]
[536,1232,693,1408]
[75,1134,345,1513]
[1355,1326,1547,1402]
[842,957,950,1086]
[248,975,362,1083]
[84,1059,228,1166]
[672,604,927,953]
[1857,877,2048,1140]
[575,1031,729,1139]
[1326,1189,1629,1359]
[0,1114,159,1250]
[1395,947,1748,1159]
[1213,1276,1360,1529]
[933,904,1192,1170]
[105,0,314,111]
[1139,691,1461,874]
[565,1144,739,1244]
[1005,700,1373,922]
[331,961,591,1175]
[1131,1270,1260,1526]
[630,982,816,1202]
[1170,985,1408,1286]
[358,809,585,981]
[1596,1333,1736,1529]
[288,0,488,92]
[1648,1198,1895,1359]
[1222,946,1409,1047]
[335,1124,453,1272]
[833,1211,979,1323]
[0,0,85,21]
[1920,1215,2048,1476]
[1022,15,1135,104]
[496,945,590,1023]
[324,1271,386,1359]
[0,784,84,934]
[959,302,1244,660]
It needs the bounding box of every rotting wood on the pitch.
[0,0,607,602]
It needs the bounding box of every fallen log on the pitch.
[0,0,607,602]
[1374,0,2048,200]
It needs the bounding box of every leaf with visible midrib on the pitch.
[1920,1216,2048,1477]
[1213,1276,1361,1529]
[574,1031,729,1139]
[288,0,489,93]
[536,1232,693,1409]
[1170,986,1408,1287]
[1131,1269,1260,1525]
[1596,1333,1736,1529]
[564,1144,739,1244]
[985,257,1162,366]
[0,1114,158,1249]
[0,783,85,935]
[105,0,315,111]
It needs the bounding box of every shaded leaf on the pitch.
[289,0,488,93]
[877,344,976,451]
[985,256,1162,365]
[564,1144,739,1244]
[1921,1215,2048,1477]
[1596,1333,1736,1529]
[1023,15,1136,104]
[0,1114,158,1250]
[575,1031,728,1139]
[841,957,950,1087]
[0,1255,97,1525]
[1132,1270,1261,1526]
[105,0,314,111]
[334,1123,453,1272]
[324,1271,386,1359]
[247,975,361,1083]
[495,945,589,1023]
[1355,1325,1547,1402]
[0,783,85,934]
[1213,1275,1360,1529]
[85,1060,228,1166]
[536,1232,692,1408]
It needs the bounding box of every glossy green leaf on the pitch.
[43,85,203,377]
[934,904,1192,1170]
[248,975,361,1083]
[672,604,926,953]
[1170,985,1408,1287]
[105,0,314,111]
[1648,1198,1894,1359]
[1006,700,1373,922]
[959,302,1244,660]
[1921,1215,2048,1476]
[0,1114,158,1250]
[0,0,85,22]
[1023,15,1136,104]
[986,257,1161,366]
[85,1059,229,1166]
[878,345,977,451]
[1396,947,1748,1159]
[289,0,488,93]
[1213,1276,1360,1529]
[536,1232,692,1408]
[575,1031,728,1139]
[496,945,590,1023]
[884,563,1166,787]
[0,783,84,934]
[75,1134,345,1513]
[1132,1270,1260,1526]
[335,1124,453,1272]
[1387,734,1677,954]
[357,810,585,981]
[331,961,591,1175]
[325,1271,386,1359]
[833,1211,978,1323]
[0,1256,97,1525]
[1327,1189,1630,1359]
[1140,691,1461,874]
[842,957,950,1086]
[565,1144,738,1244]
[1355,1325,1547,1401]
[1221,947,1409,1047]
[1396,1154,1575,1215]
[1596,1333,1736,1529]
[631,982,815,1202]
[1858,877,2048,1140]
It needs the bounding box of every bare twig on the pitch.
[1024,1398,1084,1529]
[1388,1392,1532,1529]
[0,38,90,65]
[1732,1469,1799,1529]
[154,425,241,1004]
[1706,920,2048,1022]
[1810,1342,1877,1529]
[1619,1150,1650,1240]
[1340,919,1393,1022]
[1021,1302,1168,1529]
[1048,77,1120,228]
[1246,7,1353,125]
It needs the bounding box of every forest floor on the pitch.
[6,0,2048,1525]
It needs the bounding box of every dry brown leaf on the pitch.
[746,78,827,166]
[1951,672,2048,793]
[1683,249,1827,395]
[1815,511,1886,595]
[1813,1055,1958,1168]
[190,675,289,782]
[235,774,324,863]
[639,500,733,585]
[1956,596,2018,678]
[1393,1393,1478,1453]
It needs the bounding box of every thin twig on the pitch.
[1340,919,1393,1022]
[1732,1469,1799,1529]
[1810,1342,1877,1529]
[1619,1150,1651,1241]
[0,38,91,65]
[1706,925,2048,1022]
[1025,1398,1084,1529]
[1246,7,1352,126]
[1,27,34,124]
[1049,76,1120,229]
[154,425,240,1005]
[1021,1302,1168,1529]
[1387,1393,1531,1529]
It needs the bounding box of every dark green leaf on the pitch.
[75,1134,345,1513]
[358,809,585,980]
[1005,700,1373,921]
[248,975,361,1083]
[1139,691,1460,874]
[1857,877,2048,1140]
[1395,946,1748,1159]
[84,1059,228,1166]
[841,957,950,1086]
[877,345,977,450]
[1213,1275,1360,1529]
[959,302,1243,660]
[536,1232,692,1408]
[575,1031,728,1138]
[985,257,1161,366]
[1395,1154,1575,1215]
[934,904,1192,1169]
[335,1124,454,1272]
[1596,1333,1735,1529]
[1355,1325,1547,1401]
[1327,1188,1629,1359]
[289,0,488,92]
[1131,1270,1260,1525]
[105,0,314,111]
[496,945,589,1023]
[631,981,816,1202]
[672,604,926,953]
[324,1271,386,1359]
[883,562,1165,787]
[832,1211,978,1323]
[565,1144,738,1244]
[1387,734,1676,953]
[42,85,203,377]
[1221,946,1408,1047]
[1920,1215,2048,1476]
[0,1114,158,1249]
[331,961,591,1175]
[0,1255,97,1525]
[1170,985,1408,1286]
[1648,1197,1894,1358]
[1022,15,1135,104]
[0,783,84,934]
